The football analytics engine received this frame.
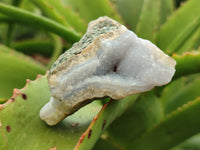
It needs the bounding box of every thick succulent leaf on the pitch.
[31,0,71,28]
[12,40,54,57]
[176,27,200,54]
[63,0,122,23]
[0,75,103,150]
[93,138,120,150]
[0,44,46,99]
[114,0,144,31]
[0,24,8,43]
[104,91,164,149]
[75,95,138,150]
[135,0,160,42]
[115,0,173,34]
[171,133,200,150]
[173,51,200,79]
[97,124,200,150]
[12,39,72,57]
[165,17,200,54]
[103,94,200,150]
[161,74,200,115]
[32,0,87,33]
[156,0,200,54]
[47,34,63,67]
[159,0,174,25]
[47,0,87,33]
[127,97,200,150]
[6,23,45,43]
[19,0,39,12]
[0,2,81,43]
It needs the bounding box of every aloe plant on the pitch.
[0,0,200,149]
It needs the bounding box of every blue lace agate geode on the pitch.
[40,16,176,126]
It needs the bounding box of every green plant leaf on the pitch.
[93,138,120,150]
[0,75,103,150]
[159,0,174,25]
[175,27,200,54]
[0,23,9,44]
[161,74,200,115]
[32,0,72,29]
[32,0,87,33]
[114,0,174,34]
[135,0,160,42]
[127,97,200,150]
[64,0,122,23]
[156,0,200,54]
[171,133,200,150]
[48,34,63,67]
[75,95,138,150]
[47,0,87,33]
[12,39,72,57]
[165,17,200,54]
[100,92,200,150]
[0,44,46,99]
[173,51,200,79]
[12,40,54,57]
[114,0,144,31]
[104,91,164,149]
[0,2,81,43]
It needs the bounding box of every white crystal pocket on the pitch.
[40,16,176,126]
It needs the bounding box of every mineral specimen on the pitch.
[40,16,176,126]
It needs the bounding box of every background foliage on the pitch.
[0,0,200,149]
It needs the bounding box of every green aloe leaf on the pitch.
[128,97,200,150]
[47,0,87,33]
[48,34,63,66]
[0,75,103,150]
[32,0,72,29]
[93,138,119,150]
[156,0,200,54]
[114,0,144,31]
[159,0,174,25]
[161,74,200,115]
[75,95,138,150]
[64,0,122,23]
[171,133,200,150]
[0,23,9,44]
[0,44,46,99]
[32,0,87,33]
[102,90,200,150]
[175,27,200,54]
[135,0,160,42]
[0,2,81,43]
[104,91,164,149]
[173,51,200,79]
[12,39,72,57]
[45,0,86,33]
[115,0,173,34]
[12,40,54,57]
[165,17,200,54]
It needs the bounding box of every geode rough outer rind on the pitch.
[40,16,176,126]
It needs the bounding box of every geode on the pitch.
[40,16,176,126]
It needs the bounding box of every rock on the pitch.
[40,16,176,126]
